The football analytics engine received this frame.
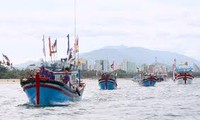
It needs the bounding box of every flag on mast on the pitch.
[2,54,10,62]
[42,35,46,58]
[111,61,114,70]
[172,59,176,80]
[48,36,52,58]
[67,48,73,61]
[172,59,176,71]
[74,36,79,53]
[51,39,57,53]
[67,34,70,55]
[101,60,104,71]
[2,54,10,66]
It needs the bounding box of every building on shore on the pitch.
[119,60,137,73]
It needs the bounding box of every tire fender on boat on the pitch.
[76,87,81,96]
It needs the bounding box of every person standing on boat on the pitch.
[63,71,71,87]
[101,72,106,80]
[49,71,55,80]
[39,66,45,77]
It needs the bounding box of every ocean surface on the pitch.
[0,78,200,120]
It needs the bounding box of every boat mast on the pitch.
[155,57,157,75]
[74,0,80,67]
[74,0,76,37]
[74,0,80,85]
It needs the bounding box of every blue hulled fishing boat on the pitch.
[20,66,85,106]
[98,72,117,90]
[138,74,157,86]
[21,26,84,106]
[133,67,157,87]
[20,0,85,105]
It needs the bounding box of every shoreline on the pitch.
[0,79,20,84]
[0,77,198,84]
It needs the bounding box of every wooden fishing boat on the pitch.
[138,74,157,87]
[98,72,117,90]
[156,73,167,82]
[20,67,85,106]
[174,63,194,84]
[133,67,156,87]
[20,0,86,106]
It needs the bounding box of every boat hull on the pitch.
[21,80,85,106]
[98,79,117,90]
[139,79,156,87]
[156,75,167,82]
[176,78,193,84]
[156,77,164,82]
[175,73,194,84]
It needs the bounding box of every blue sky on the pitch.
[0,0,200,65]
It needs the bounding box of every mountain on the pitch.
[80,45,200,66]
[13,61,41,69]
[14,45,200,69]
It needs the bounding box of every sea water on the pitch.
[0,79,200,120]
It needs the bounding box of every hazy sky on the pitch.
[0,0,200,65]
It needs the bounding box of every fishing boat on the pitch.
[156,72,167,82]
[133,67,157,87]
[98,61,117,90]
[20,66,85,106]
[154,57,168,82]
[98,72,117,90]
[132,73,141,83]
[21,30,84,106]
[138,74,157,86]
[20,0,86,106]
[20,33,85,106]
[173,61,194,84]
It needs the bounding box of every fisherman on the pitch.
[101,72,105,79]
[39,66,47,77]
[39,66,44,76]
[49,71,55,80]
[63,71,71,87]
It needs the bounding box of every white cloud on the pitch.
[0,0,200,64]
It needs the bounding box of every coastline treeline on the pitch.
[0,66,30,79]
[0,65,200,79]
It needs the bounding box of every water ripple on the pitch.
[0,79,200,120]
